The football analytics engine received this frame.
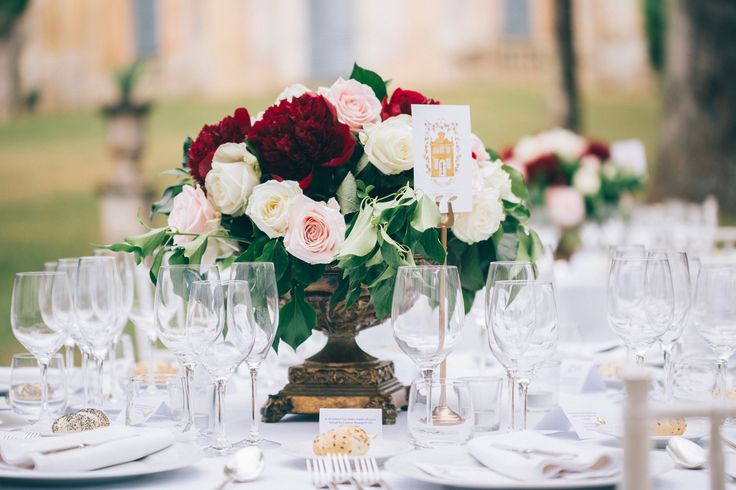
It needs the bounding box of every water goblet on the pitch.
[10,271,73,429]
[230,262,280,449]
[129,260,157,385]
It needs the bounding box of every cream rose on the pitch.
[478,159,518,203]
[204,143,261,216]
[545,186,585,229]
[321,78,381,132]
[284,196,346,265]
[275,83,312,104]
[168,185,221,245]
[359,115,413,175]
[452,189,504,245]
[245,180,303,238]
[572,157,602,196]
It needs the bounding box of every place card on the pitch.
[535,395,609,440]
[411,104,474,213]
[559,360,606,394]
[319,408,383,438]
[116,398,174,426]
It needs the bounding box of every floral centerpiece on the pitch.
[109,64,540,352]
[502,128,645,231]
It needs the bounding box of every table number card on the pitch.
[411,104,474,213]
[559,360,607,394]
[319,408,383,438]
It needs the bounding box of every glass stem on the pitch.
[183,363,196,431]
[147,335,156,387]
[82,350,89,406]
[95,356,104,408]
[662,343,674,402]
[717,358,729,400]
[507,369,516,430]
[108,336,118,397]
[517,377,530,431]
[635,352,645,367]
[39,360,50,425]
[213,378,228,449]
[249,367,260,441]
[65,342,74,372]
[421,368,434,426]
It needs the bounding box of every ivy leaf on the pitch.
[379,233,403,269]
[124,227,170,257]
[336,172,360,214]
[419,228,445,264]
[349,63,388,101]
[182,233,209,264]
[274,287,316,351]
[149,245,169,284]
[96,242,142,262]
[502,164,529,201]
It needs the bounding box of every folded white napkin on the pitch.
[467,431,621,482]
[0,425,174,472]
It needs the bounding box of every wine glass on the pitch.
[94,250,135,401]
[692,266,736,398]
[154,264,220,432]
[230,262,280,449]
[75,256,120,407]
[392,265,465,425]
[607,256,674,366]
[129,261,156,385]
[648,250,691,401]
[488,280,558,430]
[187,280,256,455]
[11,272,73,429]
[609,244,646,259]
[483,261,534,429]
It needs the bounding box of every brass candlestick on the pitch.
[431,200,462,425]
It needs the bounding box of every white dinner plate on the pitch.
[385,445,674,489]
[0,412,27,430]
[0,442,202,482]
[596,418,708,448]
[281,438,412,460]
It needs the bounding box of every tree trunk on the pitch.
[0,27,22,121]
[652,0,736,211]
[554,0,580,131]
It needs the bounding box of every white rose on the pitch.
[359,115,413,175]
[452,188,504,245]
[205,143,261,216]
[546,128,586,161]
[513,135,545,164]
[573,156,602,196]
[245,180,303,238]
[275,83,312,104]
[478,159,519,203]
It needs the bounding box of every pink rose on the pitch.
[168,185,221,245]
[545,186,585,229]
[470,134,490,166]
[284,196,346,264]
[322,78,381,132]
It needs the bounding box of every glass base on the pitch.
[202,444,237,457]
[234,437,281,450]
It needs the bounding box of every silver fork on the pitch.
[353,456,391,489]
[0,431,40,441]
[306,457,339,490]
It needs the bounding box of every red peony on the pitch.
[584,140,610,162]
[188,108,251,185]
[526,154,566,186]
[248,94,355,189]
[380,88,439,120]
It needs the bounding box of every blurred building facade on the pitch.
[12,0,653,112]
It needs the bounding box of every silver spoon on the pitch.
[213,447,265,490]
[666,437,706,469]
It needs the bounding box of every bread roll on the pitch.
[312,426,371,456]
[651,417,687,436]
[52,408,110,434]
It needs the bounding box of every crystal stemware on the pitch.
[154,264,220,432]
[488,280,557,430]
[11,271,73,429]
[392,265,464,425]
[230,262,280,449]
[607,256,674,366]
[692,266,736,398]
[75,256,120,407]
[129,260,157,385]
[188,280,256,455]
[56,257,89,401]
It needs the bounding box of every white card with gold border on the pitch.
[411,104,473,213]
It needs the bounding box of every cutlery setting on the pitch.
[307,455,390,489]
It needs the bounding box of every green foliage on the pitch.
[644,0,666,75]
[349,63,388,101]
[0,0,27,39]
[115,60,144,105]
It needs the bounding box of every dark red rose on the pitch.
[526,153,566,186]
[584,140,610,162]
[248,94,355,188]
[188,108,251,185]
[500,146,516,161]
[380,88,439,120]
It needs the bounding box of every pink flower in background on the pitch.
[284,196,346,264]
[545,186,585,229]
[470,134,490,166]
[168,185,220,244]
[322,78,382,132]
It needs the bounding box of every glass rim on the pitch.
[189,279,249,286]
[56,257,80,263]
[12,352,63,360]
[458,375,504,383]
[396,264,458,271]
[698,264,736,273]
[230,261,274,268]
[492,279,553,287]
[412,378,469,387]
[15,271,66,277]
[489,260,533,266]
[127,373,180,382]
[158,264,210,269]
[78,255,116,261]
[610,256,671,262]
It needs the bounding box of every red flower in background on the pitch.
[380,88,439,120]
[584,140,610,162]
[525,154,566,186]
[248,94,355,189]
[188,108,251,185]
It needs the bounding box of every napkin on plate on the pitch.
[467,431,621,482]
[0,425,174,472]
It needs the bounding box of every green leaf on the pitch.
[291,259,325,286]
[379,233,403,269]
[272,240,289,281]
[486,147,501,160]
[411,192,441,232]
[349,63,388,101]
[502,164,529,201]
[124,227,170,257]
[96,242,142,262]
[370,279,394,319]
[182,233,208,265]
[419,228,446,264]
[168,248,187,265]
[181,137,193,168]
[336,172,360,214]
[492,228,520,261]
[461,287,475,314]
[274,287,316,350]
[236,234,270,262]
[255,239,277,262]
[149,245,168,285]
[459,245,484,291]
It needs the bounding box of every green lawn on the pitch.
[0,81,661,364]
